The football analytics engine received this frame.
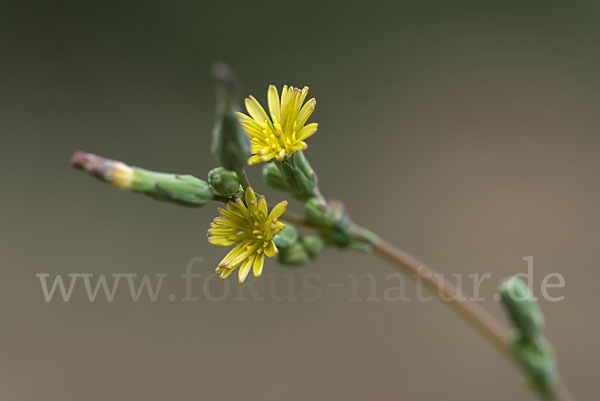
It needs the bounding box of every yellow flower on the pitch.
[237,85,318,165]
[208,187,288,283]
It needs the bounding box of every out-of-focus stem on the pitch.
[372,237,511,355]
[370,236,575,401]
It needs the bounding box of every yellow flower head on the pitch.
[208,187,287,283]
[237,85,318,165]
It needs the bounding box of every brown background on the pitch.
[2,1,599,400]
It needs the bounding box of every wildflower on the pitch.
[237,85,318,165]
[208,187,287,283]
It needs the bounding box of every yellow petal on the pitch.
[268,200,288,220]
[244,187,256,205]
[253,252,265,277]
[207,228,236,236]
[297,86,309,113]
[245,96,270,125]
[267,85,281,122]
[264,241,278,258]
[235,198,252,220]
[248,155,267,165]
[257,195,268,217]
[218,266,235,279]
[208,236,235,246]
[238,256,255,283]
[219,241,247,266]
[279,85,291,113]
[228,242,260,267]
[236,112,262,131]
[296,98,316,127]
[297,123,318,141]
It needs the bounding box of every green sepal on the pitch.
[131,168,212,207]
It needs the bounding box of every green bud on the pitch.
[262,162,289,192]
[212,101,250,172]
[498,277,545,339]
[276,151,317,199]
[277,242,310,265]
[70,151,212,208]
[131,168,213,207]
[303,198,330,227]
[273,224,299,248]
[208,167,240,197]
[511,335,558,400]
[304,198,353,247]
[211,63,250,172]
[301,235,326,259]
[303,198,347,228]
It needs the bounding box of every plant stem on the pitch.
[370,235,576,401]
[231,198,577,401]
[372,237,511,354]
[239,170,251,189]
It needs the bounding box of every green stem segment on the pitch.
[372,237,511,354]
[238,169,251,189]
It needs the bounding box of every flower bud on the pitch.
[303,198,347,228]
[277,242,310,265]
[211,63,250,172]
[71,151,134,189]
[70,151,213,208]
[498,277,545,339]
[301,235,326,259]
[212,101,251,172]
[303,198,352,247]
[303,198,330,227]
[208,167,240,197]
[131,168,213,207]
[262,162,289,192]
[277,151,317,199]
[273,224,298,248]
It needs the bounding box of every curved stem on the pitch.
[223,195,577,401]
[372,237,510,354]
[370,236,575,401]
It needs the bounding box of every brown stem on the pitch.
[371,236,575,401]
[372,237,510,355]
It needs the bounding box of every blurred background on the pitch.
[2,1,599,400]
